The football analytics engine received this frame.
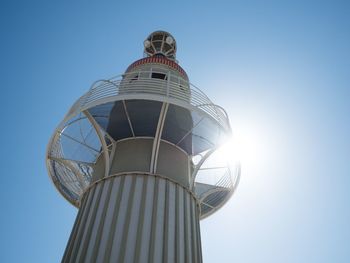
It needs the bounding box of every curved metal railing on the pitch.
[195,163,240,219]
[65,70,231,131]
[47,70,237,212]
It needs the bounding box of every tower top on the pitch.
[143,31,177,61]
[46,31,238,220]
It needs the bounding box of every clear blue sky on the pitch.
[1,1,350,262]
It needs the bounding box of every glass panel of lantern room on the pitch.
[124,100,163,137]
[161,104,202,154]
[88,102,114,130]
[92,101,133,141]
[178,116,221,156]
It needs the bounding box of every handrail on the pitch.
[48,70,236,212]
[65,70,231,132]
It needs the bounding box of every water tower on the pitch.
[46,31,240,263]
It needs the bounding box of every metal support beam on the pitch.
[122,100,135,137]
[150,103,169,173]
[59,132,100,153]
[48,156,88,190]
[190,149,215,188]
[83,110,110,179]
[176,118,204,146]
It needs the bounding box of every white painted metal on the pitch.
[83,110,110,179]
[62,174,202,263]
[46,31,240,263]
[150,103,169,173]
[63,71,230,132]
[122,100,135,137]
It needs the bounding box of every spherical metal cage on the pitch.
[144,31,177,61]
[46,70,240,219]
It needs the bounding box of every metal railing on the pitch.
[65,70,231,132]
[49,70,235,208]
[196,163,240,219]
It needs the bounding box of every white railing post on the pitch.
[166,71,170,97]
[63,70,230,133]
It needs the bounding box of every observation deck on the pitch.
[47,69,239,219]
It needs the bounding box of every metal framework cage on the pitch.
[46,69,240,219]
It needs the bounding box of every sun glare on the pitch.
[216,127,265,169]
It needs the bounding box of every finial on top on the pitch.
[143,31,177,61]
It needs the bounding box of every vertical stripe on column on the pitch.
[184,190,192,262]
[68,185,97,262]
[166,181,176,263]
[162,181,169,262]
[90,180,113,262]
[62,174,202,263]
[95,176,121,262]
[174,183,179,263]
[85,179,113,262]
[148,177,159,262]
[122,176,144,262]
[76,182,104,262]
[184,190,188,261]
[62,192,87,262]
[134,176,148,263]
[196,203,203,263]
[109,176,133,260]
[118,176,137,262]
[153,179,166,263]
[177,186,185,263]
[103,176,126,262]
[189,195,195,261]
[139,176,155,263]
[190,198,199,263]
[68,187,97,262]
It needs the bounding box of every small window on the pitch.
[129,75,138,83]
[151,73,167,80]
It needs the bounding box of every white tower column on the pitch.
[46,31,239,263]
[62,174,202,263]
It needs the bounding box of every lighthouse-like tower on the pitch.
[46,31,240,263]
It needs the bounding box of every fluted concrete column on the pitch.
[62,174,202,263]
